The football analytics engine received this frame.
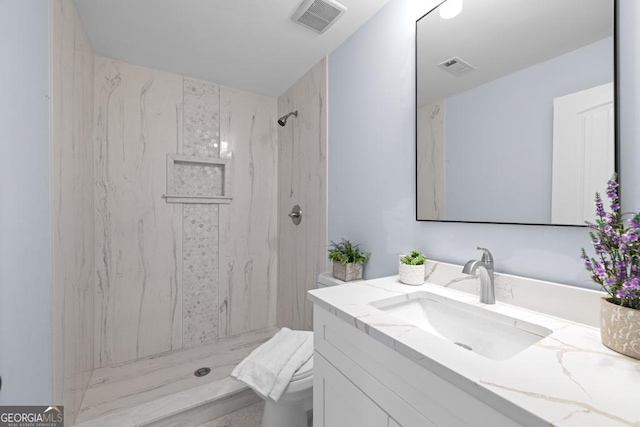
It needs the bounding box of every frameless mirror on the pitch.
[416,0,616,225]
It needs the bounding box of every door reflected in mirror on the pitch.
[416,0,616,225]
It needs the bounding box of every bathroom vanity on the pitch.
[309,262,640,426]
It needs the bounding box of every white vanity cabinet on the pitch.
[312,306,521,427]
[314,353,390,427]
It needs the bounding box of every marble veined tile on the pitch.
[197,402,264,427]
[184,78,220,158]
[218,85,279,337]
[277,58,328,331]
[423,260,604,327]
[183,204,219,347]
[94,57,183,367]
[50,0,94,423]
[417,100,446,220]
[309,274,638,427]
[75,379,256,427]
[75,327,277,425]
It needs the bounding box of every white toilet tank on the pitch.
[317,272,349,288]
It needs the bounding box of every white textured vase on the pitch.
[398,256,425,286]
[600,298,640,360]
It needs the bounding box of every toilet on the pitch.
[257,357,314,427]
[250,273,345,427]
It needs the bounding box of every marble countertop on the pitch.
[308,271,640,427]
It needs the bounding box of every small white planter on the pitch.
[398,256,425,286]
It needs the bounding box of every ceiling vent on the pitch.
[292,0,347,34]
[438,57,476,76]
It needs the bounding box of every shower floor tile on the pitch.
[196,401,264,427]
[75,327,278,425]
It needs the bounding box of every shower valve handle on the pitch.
[288,205,302,225]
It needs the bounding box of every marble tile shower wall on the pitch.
[277,58,328,331]
[94,57,183,367]
[219,86,278,337]
[51,0,94,421]
[94,57,278,367]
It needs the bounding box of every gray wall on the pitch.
[0,0,51,404]
[445,37,613,223]
[328,0,638,288]
[328,0,420,280]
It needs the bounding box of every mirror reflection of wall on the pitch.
[416,0,615,225]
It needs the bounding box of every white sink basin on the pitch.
[370,291,552,360]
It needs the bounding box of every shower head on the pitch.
[278,110,298,127]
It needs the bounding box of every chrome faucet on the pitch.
[462,247,495,305]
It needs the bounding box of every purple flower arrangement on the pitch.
[582,174,640,309]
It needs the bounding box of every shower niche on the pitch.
[164,154,232,204]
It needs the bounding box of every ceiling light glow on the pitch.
[439,0,463,19]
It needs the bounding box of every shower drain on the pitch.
[454,342,473,351]
[194,367,211,377]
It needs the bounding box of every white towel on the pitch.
[231,328,313,402]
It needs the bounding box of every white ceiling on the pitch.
[74,0,391,97]
[417,0,614,106]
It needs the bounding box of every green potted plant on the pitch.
[582,174,640,359]
[328,239,369,282]
[399,250,427,285]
